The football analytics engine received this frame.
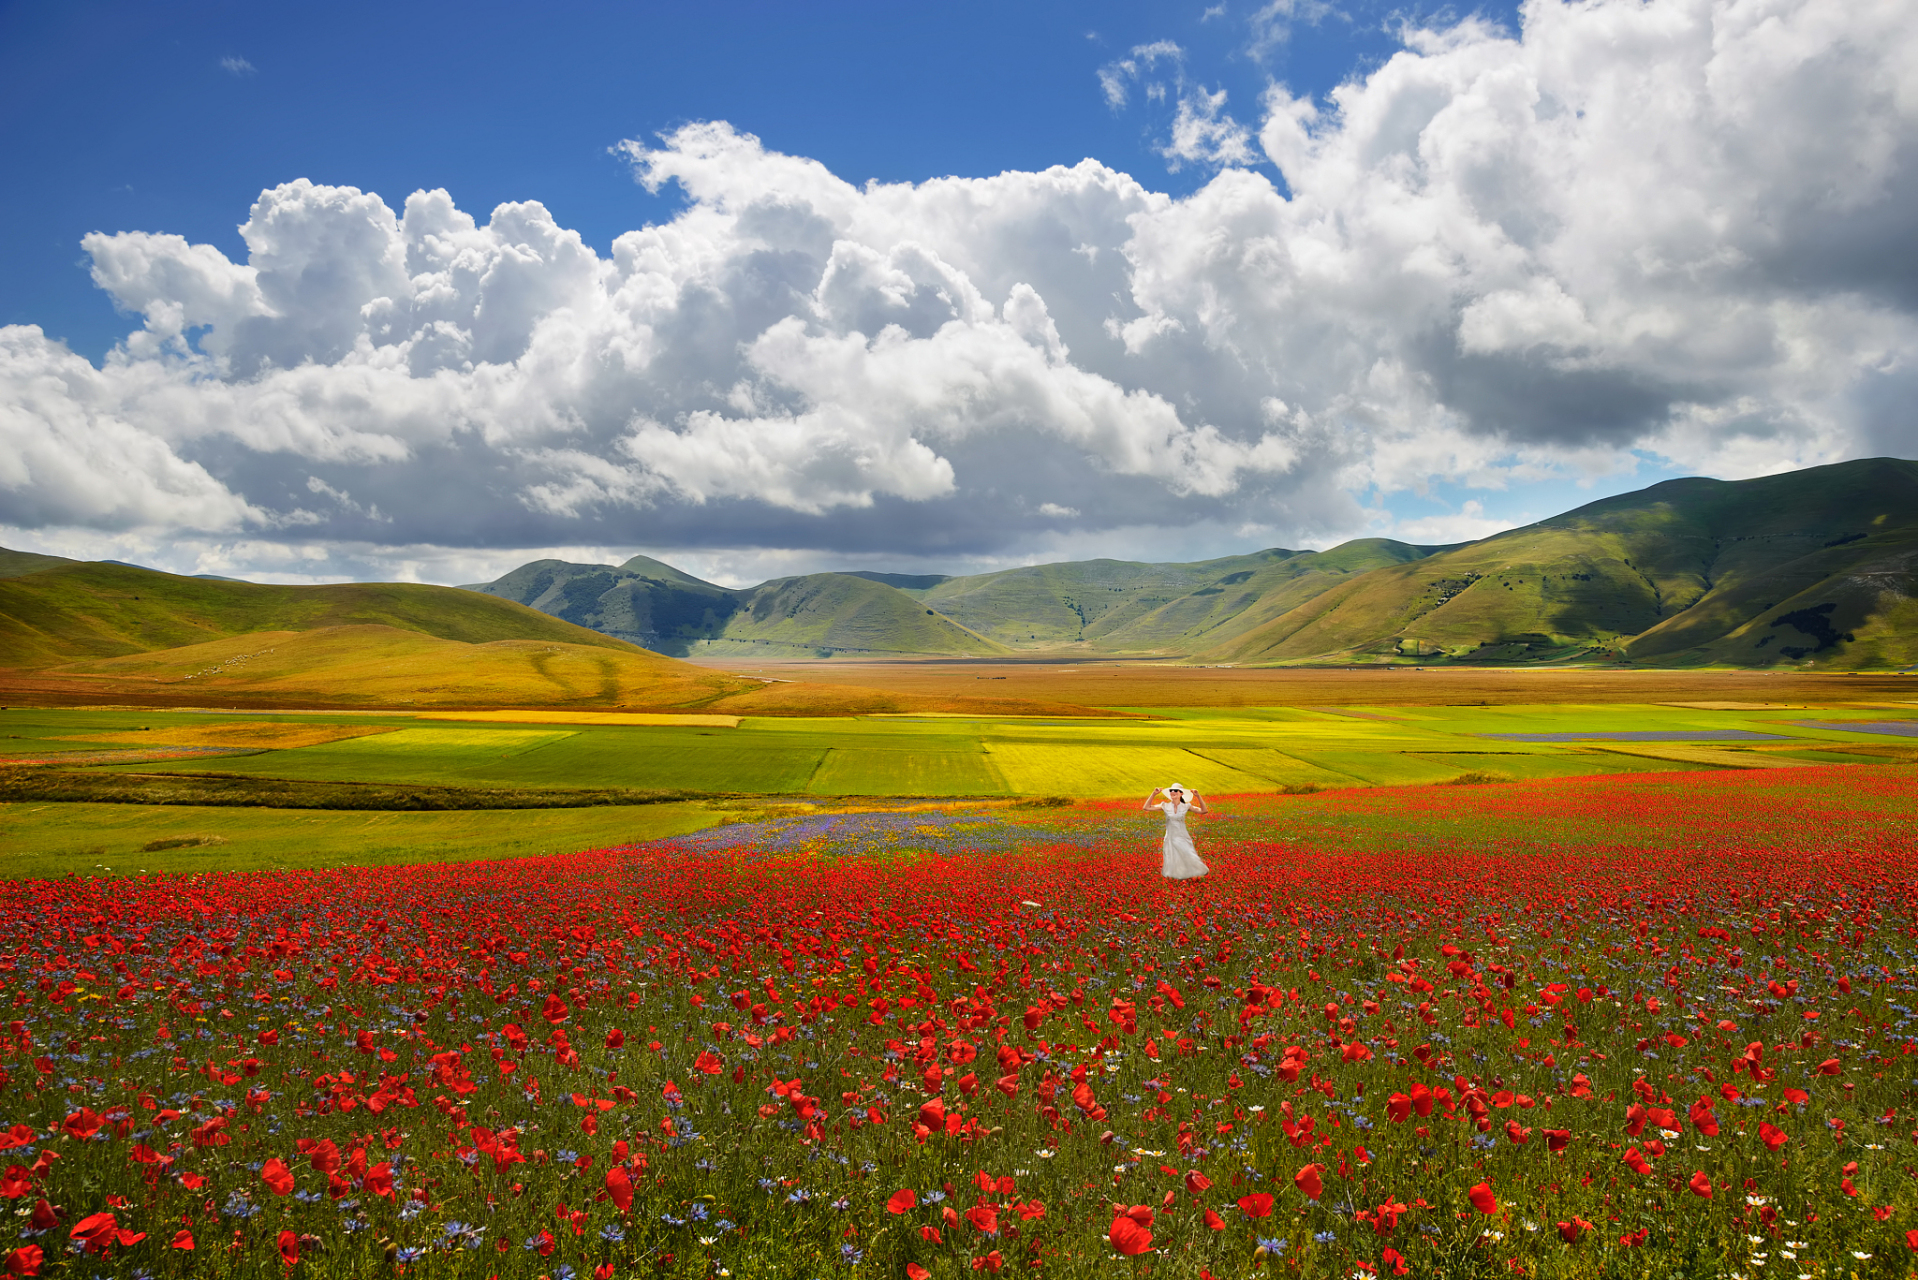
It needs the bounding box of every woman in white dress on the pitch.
[1143,784,1209,880]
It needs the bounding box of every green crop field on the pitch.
[0,799,735,880]
[319,726,577,754]
[3,702,1913,876]
[9,702,1917,801]
[1271,748,1474,785]
[1180,747,1360,788]
[806,748,1004,795]
[1401,750,1679,780]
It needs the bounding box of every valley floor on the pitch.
[690,658,1918,708]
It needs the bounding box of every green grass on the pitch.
[1402,750,1683,779]
[117,725,831,792]
[0,799,737,879]
[316,726,577,754]
[806,749,1005,795]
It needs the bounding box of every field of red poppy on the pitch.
[4,764,1917,1279]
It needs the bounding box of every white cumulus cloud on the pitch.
[0,0,1912,584]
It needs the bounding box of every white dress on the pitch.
[1157,800,1209,880]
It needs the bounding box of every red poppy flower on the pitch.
[262,1157,294,1196]
[605,1166,633,1212]
[1109,1210,1153,1255]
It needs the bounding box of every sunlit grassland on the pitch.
[8,703,1916,803]
[0,799,740,879]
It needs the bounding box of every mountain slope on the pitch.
[0,547,76,579]
[462,557,742,654]
[466,560,1006,657]
[1090,540,1456,652]
[0,560,654,671]
[897,541,1453,652]
[1209,457,1918,667]
[50,624,752,708]
[702,573,1007,657]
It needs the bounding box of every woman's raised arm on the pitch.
[1141,787,1162,810]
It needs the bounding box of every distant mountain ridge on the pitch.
[464,540,1462,659]
[462,557,1006,659]
[1204,457,1918,668]
[466,457,1918,668]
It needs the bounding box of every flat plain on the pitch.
[4,665,1914,878]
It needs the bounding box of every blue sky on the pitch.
[1,0,1904,585]
[5,0,1500,359]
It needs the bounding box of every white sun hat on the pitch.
[1164,783,1188,793]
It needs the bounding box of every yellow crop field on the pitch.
[983,743,1272,797]
[415,710,740,728]
[1181,748,1361,788]
[1584,743,1812,769]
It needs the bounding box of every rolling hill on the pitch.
[0,555,1106,715]
[12,458,1911,681]
[466,544,1455,658]
[469,457,1918,669]
[1207,457,1918,668]
[48,624,753,709]
[0,547,74,578]
[903,539,1456,651]
[465,558,1007,658]
[0,559,653,671]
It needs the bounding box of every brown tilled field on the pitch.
[691,659,1918,709]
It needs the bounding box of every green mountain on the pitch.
[461,556,742,654]
[0,547,76,579]
[902,540,1453,651]
[0,558,649,672]
[464,559,1007,658]
[1207,457,1918,668]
